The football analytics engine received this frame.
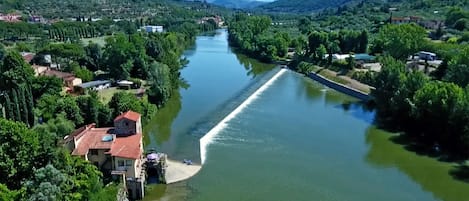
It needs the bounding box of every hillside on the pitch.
[257,0,353,13]
[209,0,267,9]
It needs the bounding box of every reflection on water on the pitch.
[365,127,469,201]
[144,90,182,146]
[144,30,469,201]
[235,53,275,77]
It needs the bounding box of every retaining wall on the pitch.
[308,72,371,101]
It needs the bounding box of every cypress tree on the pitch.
[25,86,34,126]
[4,93,13,121]
[18,85,29,126]
[10,89,21,122]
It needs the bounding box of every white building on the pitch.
[141,25,163,33]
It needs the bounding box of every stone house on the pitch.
[64,111,145,200]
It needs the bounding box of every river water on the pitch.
[143,30,469,201]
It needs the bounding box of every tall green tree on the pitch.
[84,42,102,71]
[0,118,40,190]
[31,76,63,101]
[0,51,35,126]
[374,24,426,60]
[25,164,67,201]
[444,45,469,87]
[412,82,465,147]
[148,62,172,106]
[371,57,407,123]
[36,95,84,126]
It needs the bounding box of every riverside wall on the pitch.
[307,72,371,102]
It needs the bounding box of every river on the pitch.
[143,29,469,201]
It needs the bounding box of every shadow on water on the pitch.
[234,52,275,78]
[336,101,375,124]
[449,165,469,183]
[144,90,182,145]
[364,127,469,201]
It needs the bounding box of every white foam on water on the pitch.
[199,68,287,164]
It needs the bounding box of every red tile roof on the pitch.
[21,53,35,63]
[64,123,96,143]
[43,69,75,79]
[71,127,113,156]
[114,111,141,122]
[107,133,142,159]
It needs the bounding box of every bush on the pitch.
[330,60,348,71]
[297,61,314,75]
[351,71,376,86]
[129,78,142,89]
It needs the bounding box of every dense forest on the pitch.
[257,0,352,13]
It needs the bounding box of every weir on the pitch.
[199,68,287,164]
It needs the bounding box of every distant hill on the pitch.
[257,0,354,13]
[208,0,268,9]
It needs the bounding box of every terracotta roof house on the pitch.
[21,52,35,64]
[64,111,144,182]
[41,69,82,88]
[0,13,21,22]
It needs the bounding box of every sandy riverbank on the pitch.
[165,159,202,184]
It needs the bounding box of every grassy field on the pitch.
[81,36,109,46]
[97,87,139,104]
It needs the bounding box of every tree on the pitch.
[307,31,327,59]
[0,44,6,63]
[444,45,469,87]
[0,118,40,190]
[39,43,86,67]
[25,164,67,201]
[31,76,63,101]
[374,24,426,60]
[371,57,407,122]
[454,18,468,31]
[358,30,368,53]
[446,7,469,30]
[103,33,135,80]
[0,51,35,89]
[77,92,111,126]
[72,64,94,82]
[0,184,20,201]
[84,43,102,71]
[108,91,156,121]
[36,95,84,126]
[412,81,465,147]
[0,51,36,126]
[52,150,103,200]
[34,113,75,140]
[108,92,144,117]
[345,54,356,69]
[148,62,172,106]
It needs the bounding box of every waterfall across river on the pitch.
[143,30,469,201]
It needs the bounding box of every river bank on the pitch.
[143,29,469,201]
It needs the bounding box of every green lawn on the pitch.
[81,36,109,46]
[97,87,139,104]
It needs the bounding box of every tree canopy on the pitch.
[373,24,426,60]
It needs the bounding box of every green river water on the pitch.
[143,30,469,201]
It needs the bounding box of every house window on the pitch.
[126,160,132,166]
[118,160,125,167]
[125,122,129,126]
[90,149,98,155]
